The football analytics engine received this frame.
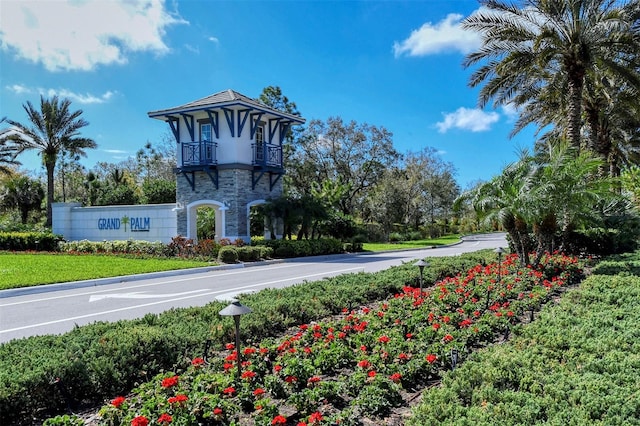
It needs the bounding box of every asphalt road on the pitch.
[0,233,507,343]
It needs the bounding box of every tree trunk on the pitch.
[567,71,585,152]
[45,161,55,227]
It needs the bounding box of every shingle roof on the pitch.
[148,89,304,123]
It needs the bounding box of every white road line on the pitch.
[0,267,364,334]
[0,263,308,307]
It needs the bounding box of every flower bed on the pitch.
[90,252,583,426]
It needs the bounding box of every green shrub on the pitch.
[254,238,344,258]
[237,246,263,261]
[388,232,403,243]
[0,231,62,251]
[218,246,239,263]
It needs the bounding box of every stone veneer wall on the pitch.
[176,165,282,241]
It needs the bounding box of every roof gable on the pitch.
[148,89,304,123]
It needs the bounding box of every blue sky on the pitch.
[0,0,536,189]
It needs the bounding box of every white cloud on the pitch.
[393,13,482,57]
[435,107,500,133]
[184,44,200,54]
[103,149,128,154]
[0,0,187,72]
[6,84,116,104]
[208,36,219,44]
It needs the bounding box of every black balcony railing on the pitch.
[182,141,217,167]
[253,143,282,168]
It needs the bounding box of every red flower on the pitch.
[309,411,324,424]
[223,362,234,371]
[242,370,257,380]
[357,359,371,369]
[222,386,235,395]
[274,365,283,372]
[426,354,437,364]
[213,407,223,416]
[390,373,402,383]
[191,357,205,366]
[131,416,149,426]
[111,396,125,408]
[244,347,257,356]
[298,422,308,426]
[253,388,266,397]
[378,335,390,344]
[168,394,188,404]
[158,413,172,424]
[443,334,454,343]
[338,332,347,339]
[285,375,298,383]
[308,376,321,384]
[360,345,367,352]
[398,352,409,361]
[161,376,179,388]
[225,343,235,350]
[432,323,441,331]
[405,332,413,339]
[272,415,287,425]
[368,370,376,378]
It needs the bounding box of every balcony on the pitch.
[253,143,282,169]
[181,141,217,167]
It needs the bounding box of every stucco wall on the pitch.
[52,203,178,243]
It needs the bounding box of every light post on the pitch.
[487,247,505,310]
[494,247,505,284]
[219,301,252,384]
[415,259,429,293]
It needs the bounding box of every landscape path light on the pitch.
[415,259,429,293]
[494,246,505,284]
[487,247,506,310]
[219,300,252,384]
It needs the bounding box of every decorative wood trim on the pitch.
[180,113,195,142]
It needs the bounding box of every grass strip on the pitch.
[0,252,211,290]
[362,235,461,252]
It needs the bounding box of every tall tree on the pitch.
[463,0,640,151]
[6,96,96,226]
[0,174,45,224]
[294,117,400,215]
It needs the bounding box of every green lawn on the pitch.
[362,235,461,251]
[0,236,462,291]
[0,252,211,290]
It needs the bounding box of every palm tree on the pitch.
[457,151,535,265]
[525,141,610,262]
[463,0,640,151]
[0,174,45,224]
[0,119,22,174]
[5,96,96,226]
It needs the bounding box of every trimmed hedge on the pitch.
[253,238,344,258]
[0,250,497,424]
[0,232,62,251]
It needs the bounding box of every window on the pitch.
[255,124,265,163]
[200,123,212,142]
[255,124,264,145]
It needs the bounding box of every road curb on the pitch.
[0,234,504,299]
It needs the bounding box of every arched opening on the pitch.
[186,200,227,243]
[197,206,216,240]
[247,199,266,242]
